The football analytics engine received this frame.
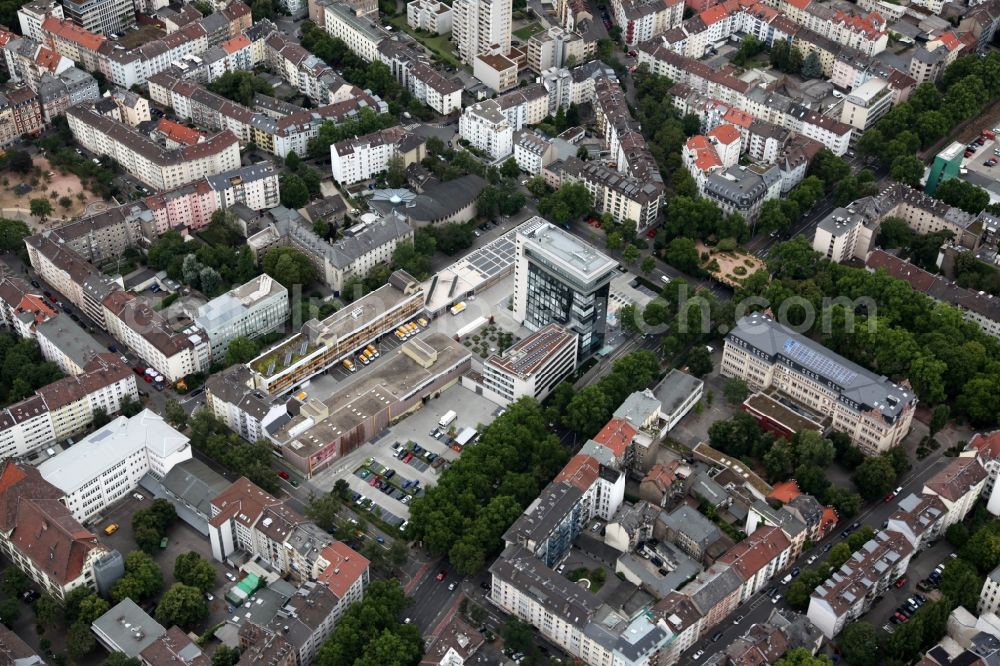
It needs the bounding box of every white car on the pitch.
[771,593,782,603]
[693,650,705,660]
[225,572,237,581]
[133,493,144,501]
[807,554,817,564]
[448,582,457,591]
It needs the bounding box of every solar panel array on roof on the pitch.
[782,339,858,386]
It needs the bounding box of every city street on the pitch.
[677,453,957,663]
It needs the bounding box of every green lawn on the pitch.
[513,21,544,40]
[385,15,462,68]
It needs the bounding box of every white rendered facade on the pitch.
[195,275,289,362]
[459,100,513,160]
[37,410,191,522]
[407,0,452,34]
[452,0,511,65]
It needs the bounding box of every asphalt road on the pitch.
[679,453,956,663]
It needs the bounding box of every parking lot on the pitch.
[310,383,503,524]
[868,538,957,635]
[93,494,237,625]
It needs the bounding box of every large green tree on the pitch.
[174,552,216,593]
[156,583,208,629]
[263,247,318,288]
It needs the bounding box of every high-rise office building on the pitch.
[513,219,617,359]
[452,0,511,65]
[62,0,134,36]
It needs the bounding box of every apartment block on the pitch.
[980,566,1000,616]
[319,0,388,63]
[717,526,791,603]
[195,275,289,362]
[62,0,134,36]
[330,126,426,186]
[102,290,210,383]
[38,409,191,522]
[922,455,988,529]
[452,0,511,66]
[36,354,138,442]
[0,462,108,601]
[701,163,781,223]
[459,100,513,160]
[17,0,63,42]
[377,41,463,115]
[66,104,241,191]
[205,365,283,443]
[885,492,948,552]
[407,0,452,33]
[611,0,683,47]
[512,130,554,176]
[721,313,917,454]
[807,530,914,638]
[525,26,593,73]
[557,157,663,229]
[839,77,893,133]
[479,324,577,405]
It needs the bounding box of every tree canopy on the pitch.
[207,71,274,106]
[263,247,318,289]
[314,581,421,666]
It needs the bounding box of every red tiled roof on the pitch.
[157,118,204,146]
[35,48,62,72]
[17,294,56,324]
[784,0,811,10]
[866,250,937,291]
[723,108,754,129]
[924,456,987,502]
[554,454,600,492]
[209,477,283,529]
[708,123,741,145]
[937,31,960,51]
[700,4,730,24]
[717,526,790,581]
[41,16,106,51]
[0,462,103,587]
[317,542,368,599]
[971,431,1000,461]
[592,418,636,459]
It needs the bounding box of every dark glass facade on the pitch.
[523,261,610,358]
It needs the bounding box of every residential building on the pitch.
[807,529,914,638]
[452,0,511,66]
[34,314,105,375]
[865,250,1000,340]
[503,482,585,568]
[195,275,289,362]
[970,431,1000,516]
[205,365,284,444]
[922,455,988,529]
[513,130,555,176]
[839,77,893,133]
[36,354,138,442]
[473,53,517,92]
[556,158,663,229]
[0,461,108,600]
[248,580,355,666]
[102,290,210,383]
[207,163,281,211]
[38,409,192,522]
[660,504,721,560]
[330,126,426,186]
[717,526,791,603]
[244,274,424,396]
[721,312,917,454]
[61,0,134,35]
[980,566,1000,616]
[407,0,452,34]
[266,334,472,476]
[91,600,167,658]
[651,368,704,435]
[525,26,593,74]
[459,100,513,160]
[320,1,387,63]
[479,323,578,405]
[18,0,64,42]
[66,104,241,191]
[425,616,485,665]
[139,626,210,666]
[611,0,683,47]
[490,546,672,666]
[0,626,45,666]
[512,220,617,359]
[377,41,462,115]
[701,164,781,223]
[0,397,55,460]
[886,492,948,552]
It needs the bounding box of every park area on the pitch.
[0,154,100,229]
[698,241,766,288]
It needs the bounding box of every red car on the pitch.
[143,375,153,383]
[277,470,290,480]
[403,453,413,463]
[894,576,907,588]
[646,229,656,238]
[436,570,447,581]
[133,366,144,375]
[369,476,378,486]
[894,611,908,623]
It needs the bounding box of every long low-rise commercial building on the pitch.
[247,271,424,395]
[721,313,916,455]
[66,103,241,191]
[268,332,471,476]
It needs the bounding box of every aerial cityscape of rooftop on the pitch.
[2,0,1000,662]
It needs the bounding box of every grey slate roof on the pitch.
[653,369,703,417]
[160,459,230,520]
[661,505,721,550]
[685,565,742,614]
[727,313,916,420]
